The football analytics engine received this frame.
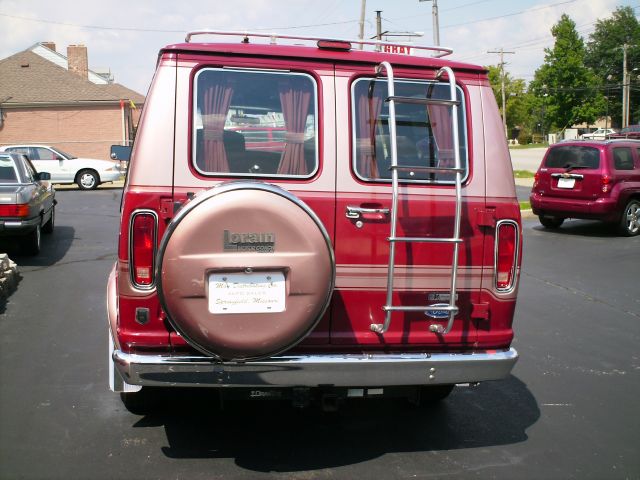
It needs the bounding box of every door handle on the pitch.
[346,205,390,220]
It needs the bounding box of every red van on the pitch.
[108,32,522,409]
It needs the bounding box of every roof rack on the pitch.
[184,30,453,58]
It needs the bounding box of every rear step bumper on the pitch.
[113,348,518,388]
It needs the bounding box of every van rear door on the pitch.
[331,65,486,347]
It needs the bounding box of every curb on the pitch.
[520,209,536,219]
[0,253,19,302]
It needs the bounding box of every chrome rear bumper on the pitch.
[113,348,518,388]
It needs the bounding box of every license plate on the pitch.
[208,271,285,314]
[557,177,575,189]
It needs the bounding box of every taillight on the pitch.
[533,171,540,189]
[601,174,612,193]
[0,204,29,217]
[130,211,157,288]
[495,220,519,292]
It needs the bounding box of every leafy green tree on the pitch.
[487,65,535,139]
[585,6,640,127]
[530,14,605,131]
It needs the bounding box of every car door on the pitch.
[331,64,484,347]
[172,52,337,345]
[31,147,66,183]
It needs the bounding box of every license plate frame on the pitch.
[557,177,576,189]
[208,271,286,314]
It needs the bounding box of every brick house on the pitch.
[0,42,145,160]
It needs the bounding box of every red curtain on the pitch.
[278,79,312,175]
[427,102,454,167]
[202,80,234,172]
[356,85,383,178]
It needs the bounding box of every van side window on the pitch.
[193,68,318,178]
[351,78,468,183]
[613,147,634,170]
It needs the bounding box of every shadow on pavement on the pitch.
[128,375,539,471]
[530,219,625,238]
[0,225,75,267]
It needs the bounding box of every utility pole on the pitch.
[358,0,366,50]
[622,43,629,128]
[419,0,440,46]
[375,10,382,41]
[488,48,515,139]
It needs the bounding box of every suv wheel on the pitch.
[76,169,99,190]
[619,199,640,237]
[539,215,564,229]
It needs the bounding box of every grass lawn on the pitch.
[519,200,531,211]
[513,170,535,178]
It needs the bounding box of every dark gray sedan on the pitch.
[0,153,55,255]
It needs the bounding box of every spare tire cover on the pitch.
[157,182,335,361]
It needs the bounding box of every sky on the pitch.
[1,0,637,95]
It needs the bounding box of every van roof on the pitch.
[162,36,486,74]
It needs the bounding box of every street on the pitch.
[0,189,638,479]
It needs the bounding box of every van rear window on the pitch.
[545,146,600,169]
[351,78,468,183]
[193,68,317,178]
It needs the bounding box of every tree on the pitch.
[530,14,605,131]
[585,6,640,127]
[487,65,535,139]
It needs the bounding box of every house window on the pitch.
[192,68,318,178]
[351,77,468,183]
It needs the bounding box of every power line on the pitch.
[0,11,360,34]
[442,0,579,30]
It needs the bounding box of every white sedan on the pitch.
[0,145,123,190]
[580,128,617,140]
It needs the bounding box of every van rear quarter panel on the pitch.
[478,84,521,348]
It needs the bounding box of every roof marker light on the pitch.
[317,40,352,51]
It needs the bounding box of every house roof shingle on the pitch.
[0,50,145,106]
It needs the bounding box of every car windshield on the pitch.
[545,146,600,169]
[0,155,20,183]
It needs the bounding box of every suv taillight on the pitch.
[130,211,157,288]
[0,204,29,217]
[601,174,612,193]
[495,220,519,292]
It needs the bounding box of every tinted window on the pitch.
[545,146,600,169]
[193,69,317,177]
[0,156,19,183]
[33,147,57,160]
[352,77,468,183]
[6,147,30,157]
[613,147,634,170]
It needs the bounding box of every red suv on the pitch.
[530,139,640,236]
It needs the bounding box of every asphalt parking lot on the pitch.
[0,188,638,479]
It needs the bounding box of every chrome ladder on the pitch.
[370,62,464,335]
